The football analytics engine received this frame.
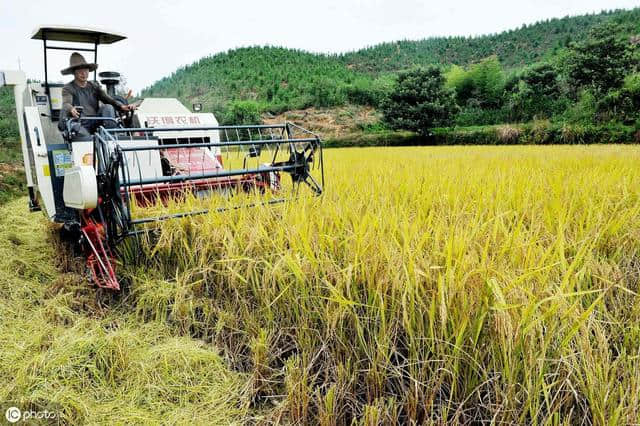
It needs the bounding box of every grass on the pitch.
[122,145,640,423]
[2,145,640,423]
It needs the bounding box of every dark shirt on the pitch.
[61,81,123,117]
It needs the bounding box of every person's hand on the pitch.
[70,107,80,119]
[120,104,137,112]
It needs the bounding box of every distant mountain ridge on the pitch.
[338,8,640,72]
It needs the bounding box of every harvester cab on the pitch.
[1,26,324,291]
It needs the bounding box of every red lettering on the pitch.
[189,116,201,124]
[176,116,188,125]
[161,116,175,125]
[147,116,159,126]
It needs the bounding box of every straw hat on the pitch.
[60,52,97,75]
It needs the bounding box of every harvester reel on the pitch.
[274,144,322,195]
[79,123,324,289]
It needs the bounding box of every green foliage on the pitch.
[623,72,640,94]
[444,57,513,126]
[453,106,510,127]
[521,63,561,97]
[220,100,263,125]
[309,121,639,148]
[563,90,597,124]
[309,77,346,108]
[450,56,505,108]
[472,57,505,107]
[563,23,636,94]
[0,87,18,141]
[381,67,458,135]
[595,81,640,125]
[343,75,394,107]
[0,168,25,205]
[324,130,426,148]
[0,86,24,204]
[141,47,374,115]
[504,63,565,121]
[339,8,640,72]
[431,122,637,145]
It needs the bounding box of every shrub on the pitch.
[496,125,521,144]
[454,106,509,126]
[527,119,553,144]
[562,90,597,124]
[221,100,263,125]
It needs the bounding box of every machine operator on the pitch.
[59,52,136,137]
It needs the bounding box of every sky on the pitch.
[1,0,638,93]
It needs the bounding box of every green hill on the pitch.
[141,7,640,117]
[141,47,392,115]
[339,8,640,73]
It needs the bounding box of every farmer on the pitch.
[59,52,136,137]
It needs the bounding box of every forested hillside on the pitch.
[141,7,640,121]
[141,47,393,117]
[340,8,640,72]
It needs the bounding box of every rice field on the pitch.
[3,145,640,424]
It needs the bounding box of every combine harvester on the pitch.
[1,26,324,290]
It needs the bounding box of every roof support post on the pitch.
[93,40,98,81]
[42,31,54,115]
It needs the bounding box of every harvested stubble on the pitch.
[125,145,640,424]
[0,199,251,424]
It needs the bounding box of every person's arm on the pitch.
[61,85,74,114]
[61,85,80,118]
[93,82,124,110]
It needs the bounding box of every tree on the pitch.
[466,56,505,108]
[521,63,560,98]
[564,23,634,94]
[504,63,562,121]
[445,57,505,108]
[381,67,458,135]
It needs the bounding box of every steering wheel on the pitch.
[62,106,123,143]
[113,95,136,127]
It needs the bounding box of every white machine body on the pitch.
[2,51,220,222]
[63,166,98,209]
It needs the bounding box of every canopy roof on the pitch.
[31,25,126,44]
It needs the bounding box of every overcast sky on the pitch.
[1,0,638,93]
